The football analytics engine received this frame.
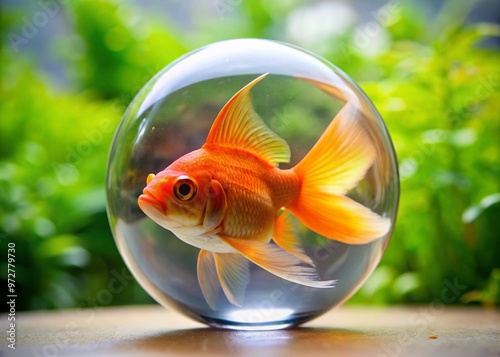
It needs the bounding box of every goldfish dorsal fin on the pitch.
[204,73,291,166]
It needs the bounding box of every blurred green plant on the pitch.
[350,3,500,305]
[0,0,498,311]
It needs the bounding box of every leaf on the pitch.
[462,193,500,224]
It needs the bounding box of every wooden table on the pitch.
[3,305,499,356]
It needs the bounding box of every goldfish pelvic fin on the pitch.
[213,252,250,307]
[291,103,390,244]
[219,236,336,289]
[273,211,314,266]
[197,250,221,310]
[203,73,291,166]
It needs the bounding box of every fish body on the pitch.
[138,74,391,309]
[141,147,298,253]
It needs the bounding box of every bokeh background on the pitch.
[1,0,499,312]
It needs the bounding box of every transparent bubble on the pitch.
[106,39,399,330]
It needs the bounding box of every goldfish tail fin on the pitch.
[198,250,250,309]
[219,236,336,288]
[273,211,314,266]
[290,104,391,244]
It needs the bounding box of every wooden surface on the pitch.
[2,305,499,357]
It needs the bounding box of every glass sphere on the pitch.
[106,39,399,330]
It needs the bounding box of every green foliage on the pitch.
[66,0,187,100]
[1,0,498,310]
[351,10,500,305]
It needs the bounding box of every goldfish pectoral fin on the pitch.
[294,102,376,196]
[197,250,221,310]
[273,211,314,266]
[219,236,336,289]
[213,252,250,307]
[203,73,291,166]
[290,194,391,244]
[203,180,227,232]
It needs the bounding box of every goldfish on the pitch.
[138,73,391,309]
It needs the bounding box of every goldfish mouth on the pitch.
[138,189,166,216]
[138,191,184,230]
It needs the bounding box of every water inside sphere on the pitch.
[106,39,399,330]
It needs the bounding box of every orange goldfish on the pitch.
[138,74,390,309]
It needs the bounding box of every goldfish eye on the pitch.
[173,177,197,202]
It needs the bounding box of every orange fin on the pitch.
[296,76,349,102]
[213,252,249,307]
[294,103,376,195]
[291,103,390,244]
[290,194,391,244]
[202,180,227,232]
[297,76,392,200]
[219,236,336,288]
[273,211,314,266]
[197,250,221,310]
[203,73,290,166]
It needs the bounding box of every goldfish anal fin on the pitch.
[219,236,336,289]
[213,252,250,307]
[204,73,291,166]
[197,250,221,310]
[273,211,314,266]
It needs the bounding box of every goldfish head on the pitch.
[137,154,229,251]
[138,169,211,231]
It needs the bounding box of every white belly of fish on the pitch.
[171,227,237,253]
